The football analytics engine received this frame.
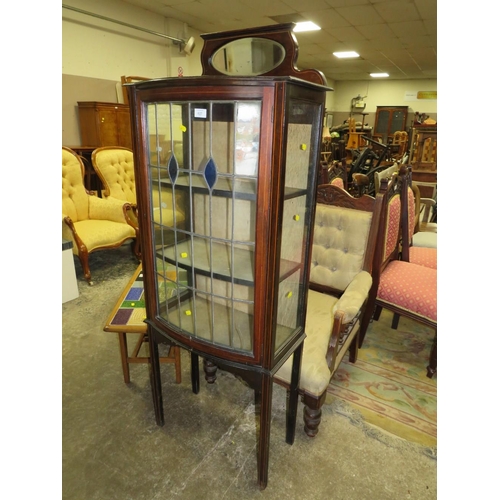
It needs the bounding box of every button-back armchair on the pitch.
[274,182,386,437]
[62,147,139,284]
[91,146,186,239]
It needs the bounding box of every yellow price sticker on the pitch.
[185,310,192,316]
[181,252,188,258]
[180,125,187,132]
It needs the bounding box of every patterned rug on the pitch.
[327,308,437,448]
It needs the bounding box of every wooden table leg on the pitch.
[117,332,130,384]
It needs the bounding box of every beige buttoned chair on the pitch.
[274,182,387,437]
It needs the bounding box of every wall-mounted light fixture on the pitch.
[62,4,196,54]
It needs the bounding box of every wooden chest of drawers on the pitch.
[77,101,132,149]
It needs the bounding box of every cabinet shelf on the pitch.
[156,238,300,287]
[159,294,294,353]
[155,174,307,201]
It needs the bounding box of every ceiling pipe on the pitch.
[62,4,195,54]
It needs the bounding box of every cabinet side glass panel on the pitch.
[147,100,261,354]
[275,99,321,353]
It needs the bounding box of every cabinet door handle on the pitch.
[101,117,105,122]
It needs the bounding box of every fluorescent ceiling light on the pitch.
[370,72,389,78]
[333,51,359,58]
[293,22,321,32]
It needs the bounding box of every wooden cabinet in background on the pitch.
[77,101,132,149]
[373,106,408,143]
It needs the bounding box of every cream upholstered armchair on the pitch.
[62,147,139,284]
[91,146,186,236]
[274,183,386,437]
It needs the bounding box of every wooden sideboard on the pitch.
[77,101,132,149]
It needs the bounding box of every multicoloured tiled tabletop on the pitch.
[104,264,182,384]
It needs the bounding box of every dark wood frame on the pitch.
[126,24,331,490]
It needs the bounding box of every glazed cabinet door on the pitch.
[143,91,270,362]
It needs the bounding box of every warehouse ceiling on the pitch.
[122,0,437,81]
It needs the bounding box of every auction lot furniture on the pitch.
[62,147,139,285]
[104,264,182,384]
[126,23,330,489]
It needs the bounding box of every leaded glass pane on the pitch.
[150,99,262,354]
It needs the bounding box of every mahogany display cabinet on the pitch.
[126,23,331,489]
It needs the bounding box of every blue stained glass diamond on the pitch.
[168,154,179,184]
[203,157,218,190]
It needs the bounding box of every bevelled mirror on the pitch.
[211,37,286,76]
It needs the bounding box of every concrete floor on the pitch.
[62,244,437,499]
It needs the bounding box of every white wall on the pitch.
[62,0,204,143]
[332,79,437,114]
[62,0,203,79]
[62,1,436,134]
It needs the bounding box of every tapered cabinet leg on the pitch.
[257,374,273,490]
[148,327,164,426]
[191,352,200,394]
[286,342,303,445]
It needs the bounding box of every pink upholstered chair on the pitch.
[410,181,437,248]
[368,167,437,378]
[403,179,437,269]
[373,163,437,270]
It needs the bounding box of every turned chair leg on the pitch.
[426,333,437,378]
[203,358,218,384]
[77,250,92,285]
[131,238,141,260]
[348,334,359,363]
[303,405,322,437]
[391,313,400,329]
